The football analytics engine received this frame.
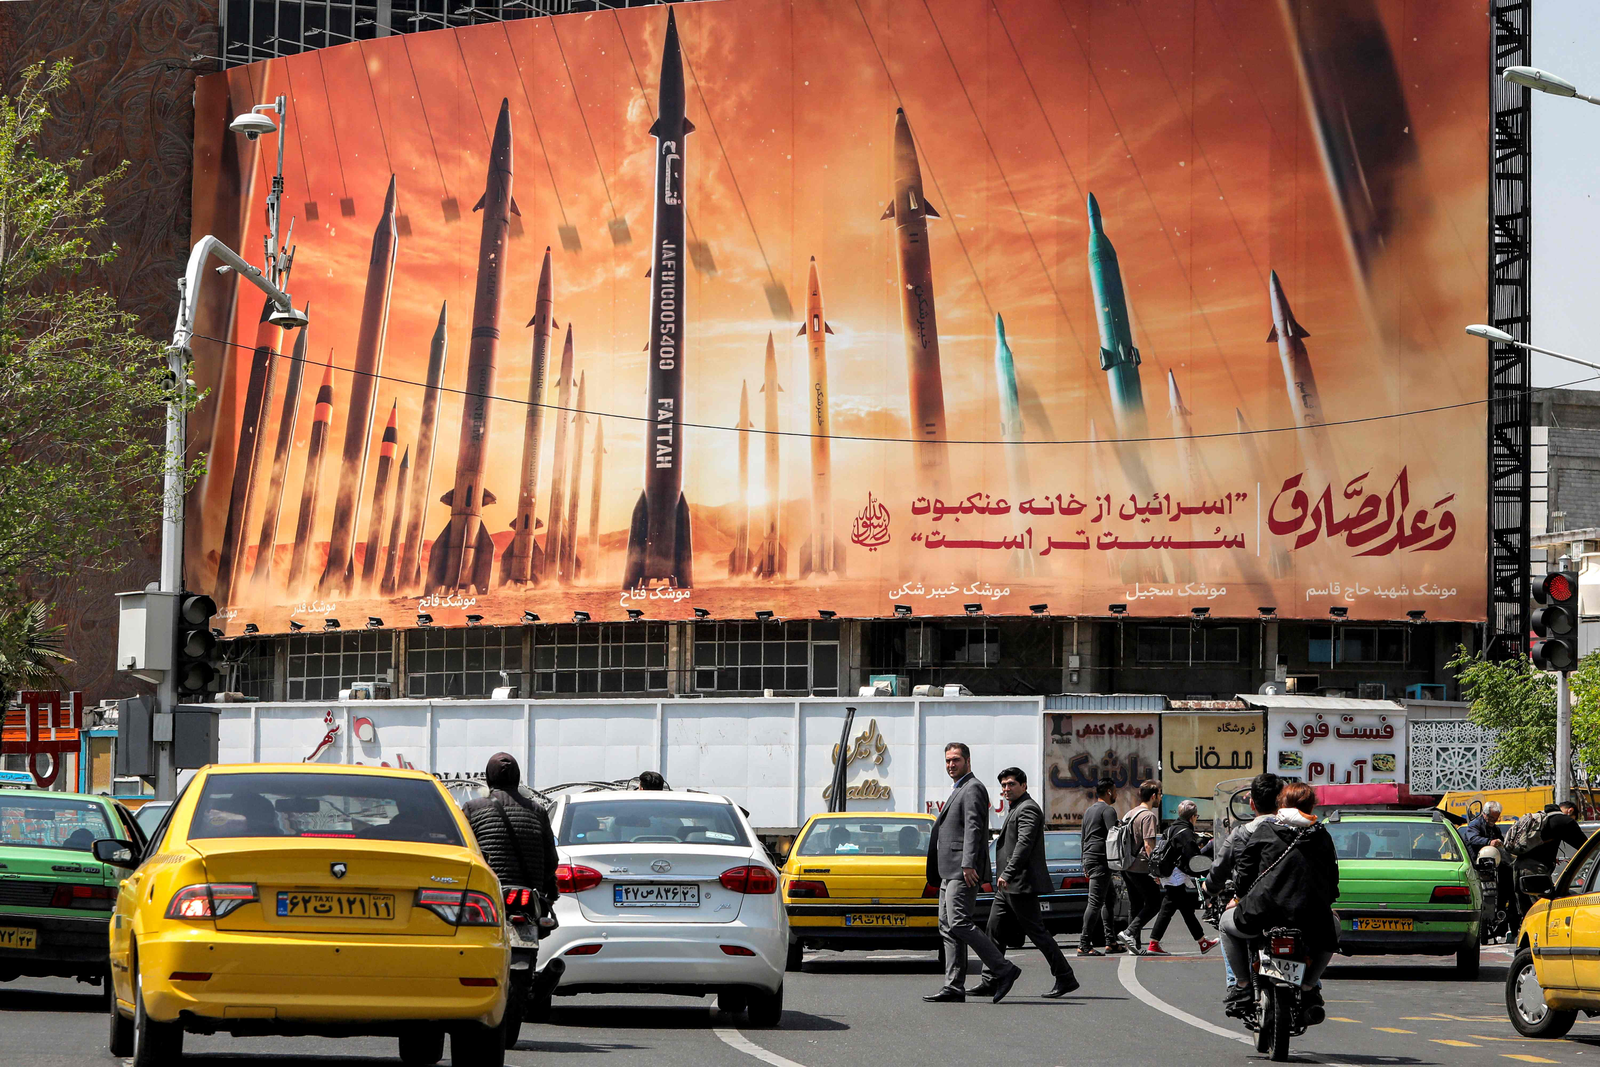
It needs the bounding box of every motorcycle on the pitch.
[1244,925,1320,1062]
[501,885,564,1047]
[1476,845,1510,944]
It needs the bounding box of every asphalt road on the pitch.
[2,931,1589,1066]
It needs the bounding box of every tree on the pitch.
[1447,645,1600,789]
[0,60,197,602]
[0,599,73,696]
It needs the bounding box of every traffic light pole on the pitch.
[1558,669,1573,806]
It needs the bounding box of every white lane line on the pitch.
[715,1027,811,1067]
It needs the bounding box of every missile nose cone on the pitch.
[382,174,398,216]
[1086,192,1103,231]
[436,301,448,328]
[995,312,1006,338]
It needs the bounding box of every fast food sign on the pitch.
[1267,710,1405,785]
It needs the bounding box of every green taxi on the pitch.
[1326,810,1482,977]
[0,788,145,996]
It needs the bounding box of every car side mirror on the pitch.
[92,839,138,868]
[1519,872,1556,897]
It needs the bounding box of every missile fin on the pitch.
[682,118,696,135]
[1293,323,1310,339]
[674,492,694,589]
[470,526,496,593]
[923,202,941,219]
[622,491,649,589]
[796,322,807,338]
[440,489,455,506]
[880,202,896,221]
[482,489,498,506]
[425,525,451,594]
[825,322,835,334]
[1267,326,1279,343]
[472,192,486,212]
[647,119,662,138]
[510,196,522,218]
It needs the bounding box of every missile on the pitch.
[250,303,309,587]
[359,400,399,591]
[543,325,575,583]
[380,446,410,595]
[1087,192,1148,438]
[562,372,588,581]
[753,332,787,580]
[287,356,335,587]
[797,257,842,578]
[1267,270,1323,428]
[587,417,607,583]
[320,175,399,596]
[506,247,555,584]
[214,303,283,605]
[993,314,1035,578]
[427,98,519,594]
[400,303,448,592]
[727,380,754,576]
[622,7,695,590]
[882,108,951,500]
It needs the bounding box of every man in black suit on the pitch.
[974,767,1080,999]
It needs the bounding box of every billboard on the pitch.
[189,0,1489,633]
[1042,711,1159,828]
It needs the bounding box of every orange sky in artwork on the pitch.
[192,0,1489,626]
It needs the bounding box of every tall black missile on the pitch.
[622,7,695,590]
[360,400,399,591]
[288,356,335,587]
[251,303,309,587]
[797,257,842,578]
[400,303,448,592]
[381,446,411,595]
[214,304,282,605]
[753,332,786,580]
[543,325,575,584]
[506,248,554,584]
[427,98,519,594]
[561,371,588,581]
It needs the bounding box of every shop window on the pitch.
[528,623,667,695]
[692,620,837,694]
[406,626,522,698]
[287,631,393,701]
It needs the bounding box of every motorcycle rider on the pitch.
[1219,781,1339,1024]
[1461,802,1503,854]
[462,752,560,906]
[1209,773,1280,988]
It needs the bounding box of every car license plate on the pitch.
[1351,917,1414,932]
[0,926,37,950]
[1258,955,1306,985]
[843,913,907,927]
[1040,901,1054,912]
[614,884,700,907]
[276,892,395,919]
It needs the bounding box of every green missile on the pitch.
[1087,192,1147,435]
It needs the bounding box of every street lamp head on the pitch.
[1466,323,1516,343]
[229,112,278,140]
[1503,66,1579,98]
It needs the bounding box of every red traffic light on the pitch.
[1547,573,1575,602]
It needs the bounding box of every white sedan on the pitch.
[537,790,787,1025]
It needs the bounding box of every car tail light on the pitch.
[415,889,501,926]
[981,883,993,893]
[922,883,940,899]
[1061,876,1089,890]
[50,884,117,911]
[168,972,212,982]
[1430,885,1472,903]
[459,977,499,987]
[165,884,257,920]
[555,864,603,894]
[787,879,830,899]
[565,943,603,956]
[1269,934,1298,957]
[720,866,778,894]
[720,945,757,956]
[504,887,536,908]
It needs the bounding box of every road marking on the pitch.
[1374,1027,1416,1034]
[1501,1056,1559,1064]
[715,1028,810,1067]
[1434,1039,1483,1047]
[1473,1036,1535,1043]
[1437,1013,1505,1022]
[1329,1017,1361,1023]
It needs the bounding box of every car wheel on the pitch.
[107,968,133,1058]
[1507,947,1577,1039]
[451,1020,507,1067]
[399,1028,446,1066]
[718,989,750,1014]
[131,951,183,1067]
[1457,943,1481,980]
[746,984,784,1028]
[785,941,804,972]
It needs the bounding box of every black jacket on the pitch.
[1162,820,1204,877]
[463,790,560,902]
[1461,814,1501,856]
[1234,817,1341,954]
[995,794,1051,896]
[1515,813,1590,871]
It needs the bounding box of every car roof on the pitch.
[802,811,935,822]
[200,762,441,782]
[0,787,117,804]
[562,789,734,804]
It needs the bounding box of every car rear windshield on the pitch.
[1045,833,1083,862]
[1330,821,1462,862]
[0,796,114,852]
[189,772,463,846]
[796,817,930,857]
[559,799,749,847]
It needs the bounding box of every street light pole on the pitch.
[1465,324,1600,376]
[1502,66,1600,107]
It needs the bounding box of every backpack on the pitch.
[1503,811,1551,857]
[1150,824,1185,879]
[1108,808,1149,874]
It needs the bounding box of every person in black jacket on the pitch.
[1146,800,1218,955]
[462,752,559,904]
[1219,781,1339,1021]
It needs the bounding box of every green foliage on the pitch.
[1447,645,1600,788]
[0,59,197,598]
[0,599,72,695]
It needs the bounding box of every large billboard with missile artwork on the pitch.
[188,0,1489,633]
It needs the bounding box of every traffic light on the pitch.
[1532,569,1581,672]
[175,593,219,698]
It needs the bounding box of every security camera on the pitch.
[229,112,277,140]
[267,304,310,330]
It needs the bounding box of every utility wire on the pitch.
[312,49,354,200]
[500,21,575,231]
[398,35,454,197]
[190,328,1573,449]
[549,18,621,220]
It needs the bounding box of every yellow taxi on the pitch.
[1508,823,1600,1038]
[102,763,509,1066]
[780,812,937,970]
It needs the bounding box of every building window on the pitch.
[693,620,839,694]
[530,622,667,695]
[1308,626,1407,665]
[1135,625,1240,665]
[287,631,394,701]
[223,638,276,700]
[407,626,523,698]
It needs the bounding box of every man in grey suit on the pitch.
[975,767,1080,999]
[924,743,1021,1003]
